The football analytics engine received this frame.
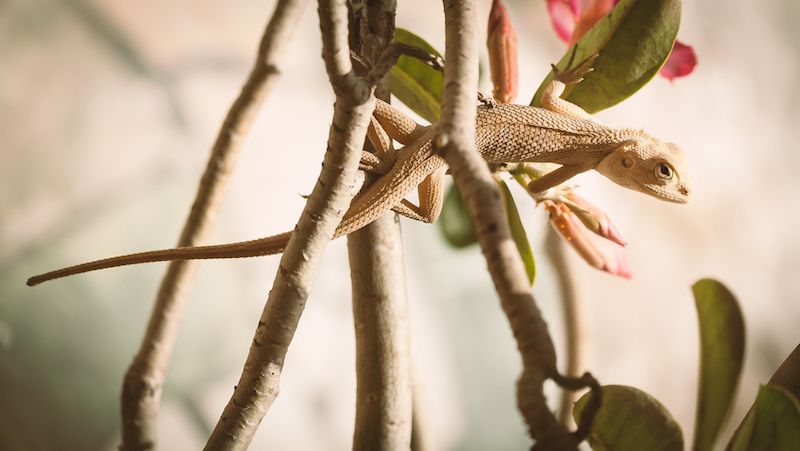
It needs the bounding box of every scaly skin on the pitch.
[27,83,690,286]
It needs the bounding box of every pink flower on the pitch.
[487,0,519,103]
[544,199,632,279]
[545,0,696,80]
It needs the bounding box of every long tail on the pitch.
[26,231,293,286]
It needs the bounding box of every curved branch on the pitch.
[119,1,309,449]
[435,0,577,449]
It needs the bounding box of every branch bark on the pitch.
[204,0,388,448]
[347,1,413,450]
[435,0,577,449]
[119,1,308,449]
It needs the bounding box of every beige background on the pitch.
[1,0,799,449]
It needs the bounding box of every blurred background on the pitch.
[2,0,799,449]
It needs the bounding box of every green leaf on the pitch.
[531,0,681,112]
[390,28,443,123]
[496,180,535,286]
[730,385,800,451]
[439,185,477,248]
[691,279,745,451]
[573,385,683,451]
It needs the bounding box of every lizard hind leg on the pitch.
[361,117,396,174]
[373,99,428,145]
[391,166,446,223]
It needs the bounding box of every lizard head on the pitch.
[596,135,690,204]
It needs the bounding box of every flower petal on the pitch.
[546,0,580,43]
[659,40,697,81]
[487,0,519,103]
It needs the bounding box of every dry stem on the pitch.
[435,0,578,448]
[119,1,308,449]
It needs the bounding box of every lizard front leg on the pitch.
[526,164,587,194]
[541,48,599,121]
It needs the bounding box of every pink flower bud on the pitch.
[544,200,632,279]
[487,0,518,103]
[564,192,626,246]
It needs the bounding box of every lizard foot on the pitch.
[477,91,497,108]
[551,45,599,87]
[359,150,396,175]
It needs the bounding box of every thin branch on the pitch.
[349,213,412,451]
[203,0,391,448]
[347,1,413,450]
[435,0,578,449]
[119,1,308,449]
[544,227,589,427]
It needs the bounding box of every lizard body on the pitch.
[27,81,689,286]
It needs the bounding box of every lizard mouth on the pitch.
[639,181,690,204]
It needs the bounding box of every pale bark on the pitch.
[203,0,388,449]
[435,0,578,448]
[347,1,413,450]
[119,1,308,449]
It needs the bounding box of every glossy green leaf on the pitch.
[691,279,745,451]
[497,180,535,286]
[439,185,477,248]
[730,385,800,451]
[573,385,683,451]
[531,0,681,112]
[390,28,443,123]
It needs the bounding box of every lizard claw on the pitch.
[477,91,497,108]
[552,45,599,87]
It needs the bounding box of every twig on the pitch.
[119,1,308,449]
[203,0,393,448]
[435,0,579,449]
[544,227,589,427]
[347,1,413,450]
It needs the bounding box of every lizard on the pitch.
[26,64,690,287]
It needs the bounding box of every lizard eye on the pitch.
[655,163,674,180]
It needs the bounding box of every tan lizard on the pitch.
[26,75,690,287]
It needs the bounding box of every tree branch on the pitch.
[119,1,308,449]
[435,0,578,449]
[347,1,413,450]
[203,0,390,448]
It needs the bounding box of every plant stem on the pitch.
[545,227,588,427]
